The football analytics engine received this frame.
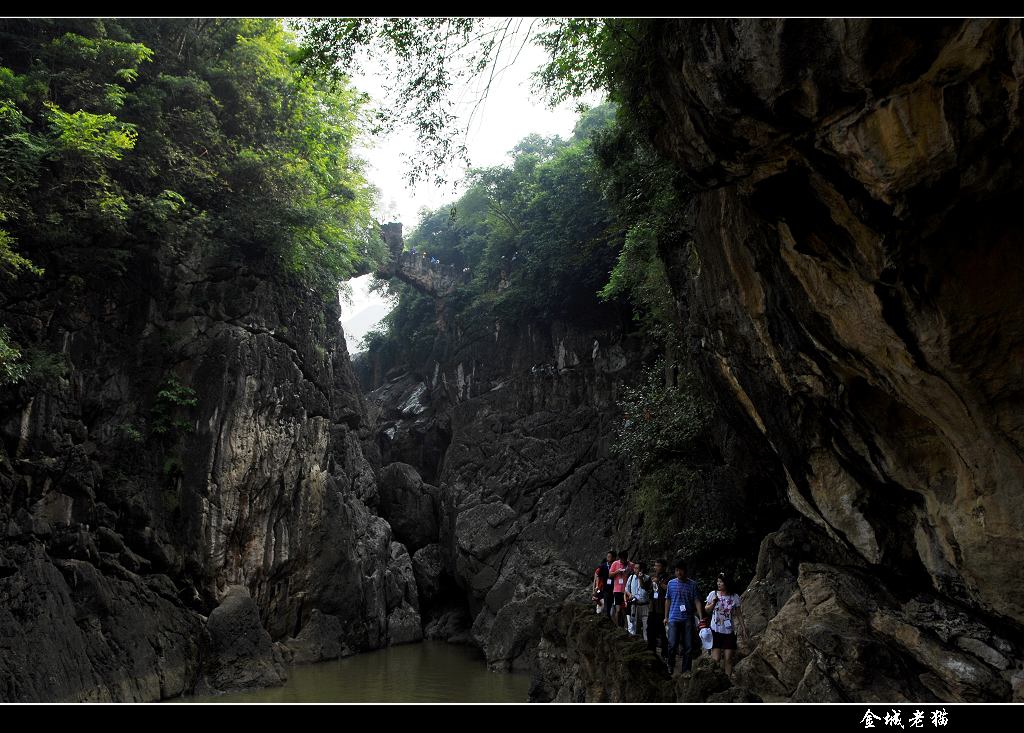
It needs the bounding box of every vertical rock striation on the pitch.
[0,240,409,700]
[621,18,1024,701]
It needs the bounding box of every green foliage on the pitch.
[0,99,44,277]
[118,423,144,444]
[365,104,624,356]
[0,326,28,385]
[151,374,198,437]
[0,217,42,277]
[613,360,718,549]
[297,18,654,186]
[295,17,690,351]
[22,346,68,384]
[591,106,691,351]
[41,29,155,110]
[0,22,155,274]
[44,103,137,160]
[614,360,712,474]
[296,17,516,186]
[630,463,703,541]
[162,454,184,477]
[0,18,376,292]
[358,327,388,353]
[532,19,627,104]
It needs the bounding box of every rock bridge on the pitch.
[376,222,470,298]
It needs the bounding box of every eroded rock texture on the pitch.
[360,314,643,670]
[0,242,411,700]
[630,18,1024,700]
[528,602,762,703]
[528,603,673,703]
[197,585,287,694]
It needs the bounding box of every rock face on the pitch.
[384,541,424,645]
[528,602,762,703]
[736,519,1016,702]
[378,462,440,552]
[198,585,286,694]
[0,240,414,700]
[0,544,202,702]
[359,266,785,671]
[529,603,673,702]
[361,312,646,669]
[527,19,1024,704]
[620,19,1024,700]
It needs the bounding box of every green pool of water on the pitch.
[175,641,531,703]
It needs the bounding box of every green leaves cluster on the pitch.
[614,360,712,474]
[370,103,621,352]
[532,18,636,104]
[0,326,28,385]
[592,112,691,352]
[0,18,377,289]
[297,17,537,187]
[151,374,198,437]
[0,19,381,382]
[613,360,713,543]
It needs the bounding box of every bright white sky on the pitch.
[339,20,604,352]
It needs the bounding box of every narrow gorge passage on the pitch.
[1,18,1022,706]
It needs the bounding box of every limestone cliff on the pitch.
[358,308,641,669]
[355,276,785,672]
[617,18,1024,701]
[0,241,414,701]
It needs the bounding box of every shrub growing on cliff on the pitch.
[593,111,689,352]
[0,327,28,385]
[151,374,198,437]
[364,104,622,360]
[615,360,712,471]
[614,360,714,538]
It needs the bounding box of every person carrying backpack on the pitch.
[626,561,652,640]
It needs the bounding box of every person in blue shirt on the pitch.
[663,559,702,674]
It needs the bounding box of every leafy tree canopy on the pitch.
[0,18,382,289]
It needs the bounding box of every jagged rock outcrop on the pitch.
[529,603,673,702]
[363,374,450,484]
[384,541,424,645]
[528,602,764,703]
[0,544,202,702]
[378,462,440,552]
[361,312,648,670]
[616,18,1024,700]
[0,239,412,700]
[197,585,286,694]
[735,518,1017,702]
